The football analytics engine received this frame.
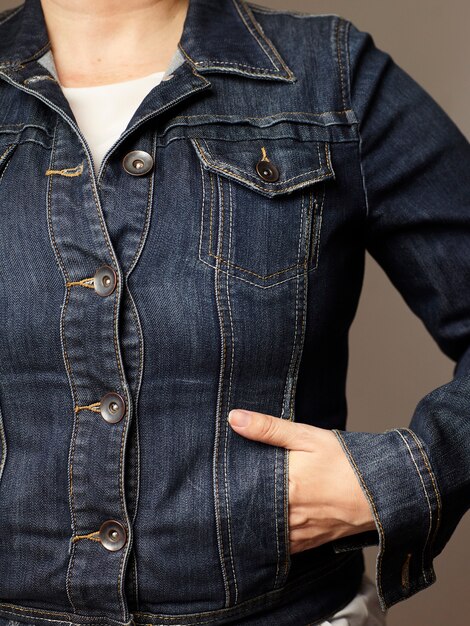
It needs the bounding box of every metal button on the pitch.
[94,265,117,297]
[255,159,279,182]
[122,150,154,176]
[99,519,127,551]
[100,392,126,424]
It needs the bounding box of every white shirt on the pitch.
[318,573,386,626]
[60,70,166,174]
[59,72,386,626]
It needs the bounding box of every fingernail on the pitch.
[228,410,251,427]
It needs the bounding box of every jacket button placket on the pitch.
[46,121,132,619]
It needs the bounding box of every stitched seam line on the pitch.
[402,428,442,557]
[0,555,358,625]
[197,141,307,281]
[199,258,304,288]
[219,177,239,604]
[232,0,280,72]
[45,120,79,613]
[176,43,288,77]
[196,155,310,287]
[0,149,13,183]
[335,18,347,110]
[0,403,6,489]
[330,429,386,605]
[394,429,433,584]
[343,20,370,220]
[212,186,231,605]
[241,0,296,79]
[170,111,353,121]
[131,553,360,622]
[200,136,327,185]
[195,138,332,189]
[0,142,16,163]
[275,188,306,587]
[311,184,325,269]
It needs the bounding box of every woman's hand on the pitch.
[228,409,377,554]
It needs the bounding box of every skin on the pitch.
[40,0,190,86]
[40,0,376,554]
[228,409,376,554]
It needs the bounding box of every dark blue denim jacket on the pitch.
[0,1,469,625]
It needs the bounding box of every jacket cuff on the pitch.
[330,427,441,611]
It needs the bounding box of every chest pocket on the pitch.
[191,136,335,288]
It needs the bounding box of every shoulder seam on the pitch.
[342,18,371,220]
[334,16,350,111]
[247,3,343,20]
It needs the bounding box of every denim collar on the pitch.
[0,0,295,82]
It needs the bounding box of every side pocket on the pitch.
[273,445,291,589]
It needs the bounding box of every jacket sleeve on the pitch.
[329,19,470,612]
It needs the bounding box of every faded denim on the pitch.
[0,1,469,625]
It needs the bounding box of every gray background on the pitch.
[1,1,469,624]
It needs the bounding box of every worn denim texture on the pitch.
[0,1,468,625]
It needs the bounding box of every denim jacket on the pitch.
[0,1,469,625]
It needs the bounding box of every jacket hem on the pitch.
[0,551,365,626]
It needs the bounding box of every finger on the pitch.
[227,409,311,449]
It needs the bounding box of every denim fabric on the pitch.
[317,574,386,626]
[0,1,468,625]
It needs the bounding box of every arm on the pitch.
[330,18,470,611]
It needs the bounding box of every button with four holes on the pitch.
[94,265,117,297]
[100,392,126,424]
[122,150,154,176]
[99,519,127,551]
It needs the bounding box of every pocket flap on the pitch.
[190,137,335,198]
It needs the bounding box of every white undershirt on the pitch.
[60,70,166,174]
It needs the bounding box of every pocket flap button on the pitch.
[255,147,279,182]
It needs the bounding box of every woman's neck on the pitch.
[40,0,190,87]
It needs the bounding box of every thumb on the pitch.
[228,409,303,449]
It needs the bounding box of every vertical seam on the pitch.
[0,150,13,184]
[213,181,231,606]
[340,18,370,221]
[127,291,144,610]
[223,179,239,603]
[402,427,442,558]
[0,401,7,490]
[331,429,386,606]
[122,139,158,613]
[276,191,303,587]
[335,17,348,111]
[197,157,208,263]
[44,120,79,613]
[394,429,433,583]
